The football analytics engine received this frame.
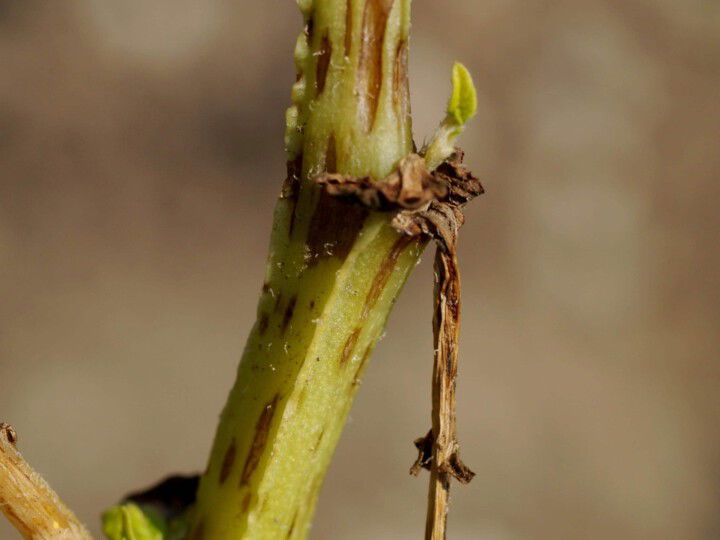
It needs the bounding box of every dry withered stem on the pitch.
[318,149,480,539]
[0,423,91,540]
[423,244,475,539]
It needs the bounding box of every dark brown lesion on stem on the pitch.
[282,156,302,202]
[340,328,361,365]
[282,153,303,236]
[306,193,366,263]
[305,10,314,41]
[362,234,414,319]
[392,39,409,122]
[314,429,325,451]
[240,394,281,486]
[357,0,394,132]
[282,295,298,332]
[334,231,416,373]
[258,313,270,335]
[219,439,237,484]
[338,236,414,371]
[344,0,353,57]
[306,134,368,265]
[241,492,252,513]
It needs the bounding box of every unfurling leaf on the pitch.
[423,62,478,169]
[447,62,477,126]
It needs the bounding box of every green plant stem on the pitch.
[189,1,423,538]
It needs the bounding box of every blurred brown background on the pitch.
[1,1,719,538]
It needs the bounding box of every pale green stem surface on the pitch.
[190,1,421,538]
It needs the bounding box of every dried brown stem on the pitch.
[423,245,474,540]
[0,423,91,540]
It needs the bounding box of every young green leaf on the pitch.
[423,62,478,169]
[447,62,477,126]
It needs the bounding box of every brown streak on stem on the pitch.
[306,14,314,42]
[338,234,414,372]
[344,0,353,57]
[362,234,413,319]
[340,328,361,365]
[306,196,366,263]
[282,295,298,332]
[314,429,325,451]
[357,0,394,132]
[241,493,252,513]
[306,135,367,264]
[219,439,236,484]
[282,154,303,236]
[240,395,280,486]
[316,33,331,94]
[258,313,269,335]
[392,39,409,122]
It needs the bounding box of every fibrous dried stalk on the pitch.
[422,245,475,540]
[0,423,91,540]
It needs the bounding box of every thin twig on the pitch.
[0,423,92,540]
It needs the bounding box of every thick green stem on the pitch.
[190,1,422,538]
